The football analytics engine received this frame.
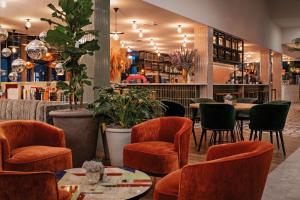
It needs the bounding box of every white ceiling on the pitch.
[266,0,300,28]
[110,0,198,53]
[0,0,57,35]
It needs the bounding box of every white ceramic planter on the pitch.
[106,127,132,167]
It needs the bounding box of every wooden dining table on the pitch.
[189,102,257,111]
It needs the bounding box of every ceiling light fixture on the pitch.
[158,52,161,57]
[177,25,182,33]
[127,46,131,52]
[183,34,188,43]
[25,19,31,29]
[0,0,7,8]
[150,38,154,45]
[121,41,125,48]
[110,8,124,41]
[138,30,143,38]
[132,21,137,30]
[183,42,187,48]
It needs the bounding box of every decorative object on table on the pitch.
[8,71,18,82]
[82,160,105,184]
[25,39,48,60]
[170,48,199,83]
[94,87,165,166]
[1,47,11,57]
[11,58,26,73]
[42,0,100,167]
[39,31,47,42]
[224,93,234,105]
[0,26,8,42]
[54,62,64,76]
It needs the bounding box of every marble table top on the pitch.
[58,167,152,200]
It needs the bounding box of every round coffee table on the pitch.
[58,167,152,200]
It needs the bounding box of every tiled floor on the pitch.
[141,103,300,199]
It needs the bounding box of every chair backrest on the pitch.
[200,103,235,130]
[179,141,274,200]
[249,103,290,131]
[236,97,258,104]
[266,100,291,109]
[162,100,185,117]
[0,171,59,200]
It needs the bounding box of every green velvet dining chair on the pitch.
[190,98,215,146]
[249,103,290,156]
[198,103,236,151]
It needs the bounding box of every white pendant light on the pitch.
[112,32,119,41]
[127,46,131,52]
[110,8,124,41]
[183,42,187,48]
[132,21,137,30]
[183,34,188,43]
[121,41,125,48]
[25,19,31,29]
[138,30,143,38]
[150,38,154,46]
[177,25,182,33]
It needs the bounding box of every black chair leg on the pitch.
[249,129,253,140]
[279,131,286,156]
[259,131,262,141]
[230,130,235,142]
[270,131,273,144]
[197,129,206,152]
[192,123,197,147]
[254,130,258,141]
[240,120,244,141]
[275,132,280,149]
[213,130,217,145]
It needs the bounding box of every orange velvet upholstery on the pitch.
[154,141,274,200]
[0,120,72,172]
[123,117,192,176]
[0,171,71,200]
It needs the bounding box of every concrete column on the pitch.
[273,52,282,100]
[193,25,213,98]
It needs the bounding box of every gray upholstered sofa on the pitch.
[0,99,69,124]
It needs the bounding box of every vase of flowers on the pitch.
[170,48,199,83]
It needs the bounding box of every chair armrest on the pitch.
[131,118,160,143]
[0,136,9,170]
[206,141,256,161]
[174,120,192,167]
[33,121,66,147]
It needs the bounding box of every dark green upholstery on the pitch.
[190,98,215,146]
[200,103,235,130]
[162,100,185,117]
[266,100,291,109]
[236,98,258,104]
[249,104,289,131]
[236,98,258,119]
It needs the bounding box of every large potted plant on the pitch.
[41,0,100,167]
[94,87,164,166]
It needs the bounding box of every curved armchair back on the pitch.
[200,103,235,130]
[0,120,66,160]
[249,104,289,131]
[179,141,274,200]
[162,100,185,117]
[0,171,60,200]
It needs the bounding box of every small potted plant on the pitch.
[94,87,165,166]
[41,0,100,167]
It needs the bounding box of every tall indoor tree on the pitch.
[41,0,100,109]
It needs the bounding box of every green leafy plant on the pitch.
[94,88,165,128]
[41,0,100,109]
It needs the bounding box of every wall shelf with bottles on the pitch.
[213,29,244,65]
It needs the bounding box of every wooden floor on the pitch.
[141,104,300,199]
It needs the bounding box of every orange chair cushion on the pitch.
[123,141,179,175]
[4,146,72,172]
[154,169,181,200]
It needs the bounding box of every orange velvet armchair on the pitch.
[123,117,192,176]
[154,141,274,200]
[0,171,71,200]
[0,120,72,172]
